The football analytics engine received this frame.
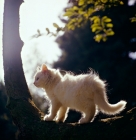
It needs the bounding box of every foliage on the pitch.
[45,23,65,37]
[46,0,132,42]
[130,14,136,22]
[90,16,114,42]
[63,0,123,42]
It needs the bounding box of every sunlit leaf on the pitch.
[88,8,94,16]
[91,24,101,28]
[92,26,103,32]
[84,13,89,18]
[130,15,136,22]
[131,19,136,22]
[47,0,118,42]
[90,16,99,21]
[78,9,85,14]
[104,18,112,22]
[101,20,105,28]
[63,11,73,17]
[53,23,59,28]
[78,0,85,6]
[73,6,79,11]
[94,34,103,42]
[106,30,115,36]
[78,17,83,23]
[106,23,113,28]
[87,0,94,4]
[95,30,102,34]
[102,16,108,21]
[102,16,112,22]
[94,18,100,24]
[67,24,75,30]
[120,1,124,5]
[101,0,108,3]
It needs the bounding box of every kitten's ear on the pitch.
[41,64,48,73]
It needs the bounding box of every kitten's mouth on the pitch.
[33,82,40,88]
[33,82,37,87]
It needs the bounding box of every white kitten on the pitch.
[33,64,127,124]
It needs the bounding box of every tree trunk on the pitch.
[3,0,42,138]
[3,0,29,99]
[2,0,136,140]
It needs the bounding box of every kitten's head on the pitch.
[34,64,50,88]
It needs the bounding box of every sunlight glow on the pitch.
[20,0,66,42]
[20,0,67,95]
[0,0,4,82]
[0,0,67,96]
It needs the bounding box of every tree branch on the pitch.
[8,98,136,140]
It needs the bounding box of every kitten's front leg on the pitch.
[44,101,61,121]
[56,106,68,122]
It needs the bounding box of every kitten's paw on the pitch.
[55,118,64,123]
[79,118,89,124]
[55,117,65,123]
[44,115,54,121]
[55,119,63,123]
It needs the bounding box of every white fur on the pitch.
[34,64,127,124]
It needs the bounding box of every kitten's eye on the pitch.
[36,77,39,81]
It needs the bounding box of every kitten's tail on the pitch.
[94,92,127,115]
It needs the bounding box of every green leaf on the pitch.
[94,18,100,24]
[94,34,103,42]
[91,24,101,28]
[101,20,105,28]
[78,0,85,6]
[106,23,113,28]
[101,0,108,3]
[78,18,83,23]
[91,16,99,22]
[92,26,103,32]
[120,1,124,5]
[104,18,112,22]
[102,16,108,21]
[88,8,94,16]
[68,18,76,25]
[53,23,59,28]
[131,19,136,22]
[106,30,115,36]
[63,11,73,17]
[46,28,50,34]
[95,30,102,34]
[67,24,75,30]
[73,6,79,11]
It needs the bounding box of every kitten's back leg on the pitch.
[79,102,96,124]
[56,106,68,122]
